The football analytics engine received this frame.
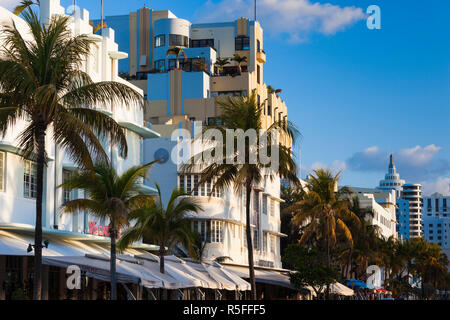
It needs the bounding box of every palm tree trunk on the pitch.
[325,223,330,300]
[33,124,46,300]
[159,248,165,274]
[245,183,257,300]
[110,228,117,300]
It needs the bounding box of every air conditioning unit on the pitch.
[139,55,147,66]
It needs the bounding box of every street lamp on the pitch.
[27,240,49,253]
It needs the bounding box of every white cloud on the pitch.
[0,0,19,11]
[396,144,442,168]
[421,177,450,196]
[194,0,365,42]
[346,144,450,182]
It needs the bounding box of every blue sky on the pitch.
[2,0,449,195]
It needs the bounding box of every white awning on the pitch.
[0,230,147,257]
[166,258,220,290]
[135,254,200,289]
[203,263,240,291]
[224,265,295,289]
[330,282,354,296]
[42,254,140,284]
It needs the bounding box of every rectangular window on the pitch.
[193,174,199,196]
[179,175,185,192]
[262,195,267,215]
[200,221,207,242]
[191,39,214,48]
[186,175,192,193]
[235,36,250,51]
[270,235,276,254]
[257,65,260,84]
[253,229,259,250]
[63,169,72,203]
[193,220,199,233]
[169,34,188,47]
[199,176,205,196]
[207,179,212,196]
[263,233,267,252]
[24,160,37,199]
[257,39,261,52]
[243,229,247,248]
[155,34,165,47]
[270,198,275,217]
[0,152,4,192]
[211,221,223,243]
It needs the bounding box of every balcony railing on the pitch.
[256,50,266,63]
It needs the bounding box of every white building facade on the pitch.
[0,1,157,238]
[350,187,397,239]
[144,137,285,268]
[401,184,423,238]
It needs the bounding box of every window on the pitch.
[270,235,276,254]
[186,175,192,193]
[268,104,272,116]
[169,34,188,47]
[193,174,199,196]
[199,175,205,196]
[211,90,245,97]
[179,175,185,192]
[257,39,261,52]
[201,221,207,242]
[270,198,275,217]
[155,34,165,47]
[257,65,260,84]
[63,169,73,203]
[154,59,165,71]
[253,229,259,250]
[0,152,4,191]
[253,191,260,225]
[211,221,223,243]
[191,39,214,48]
[263,233,267,252]
[262,195,267,215]
[24,160,37,199]
[235,36,250,51]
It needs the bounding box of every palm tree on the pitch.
[214,57,230,75]
[183,91,299,299]
[60,161,156,299]
[0,10,142,299]
[13,0,39,15]
[343,197,381,279]
[118,184,202,274]
[280,185,304,256]
[232,53,247,73]
[166,46,187,70]
[286,169,360,299]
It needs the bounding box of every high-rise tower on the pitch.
[377,154,405,199]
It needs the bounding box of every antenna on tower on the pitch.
[254,0,257,21]
[101,0,104,36]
